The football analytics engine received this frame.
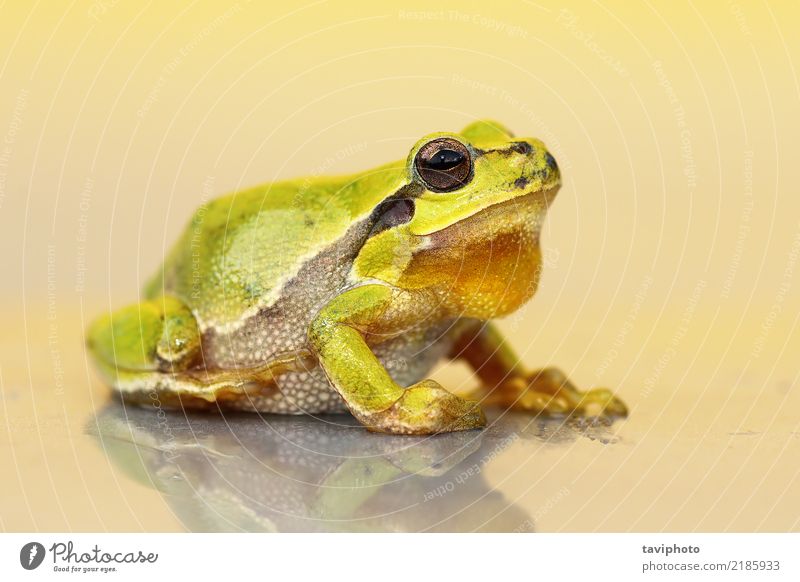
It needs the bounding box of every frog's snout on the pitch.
[545,150,561,190]
[537,142,561,186]
[544,151,559,175]
[514,138,561,191]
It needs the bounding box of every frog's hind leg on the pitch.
[86,295,290,409]
[97,365,286,411]
[87,295,201,374]
[451,321,628,417]
[480,367,627,417]
[89,295,325,412]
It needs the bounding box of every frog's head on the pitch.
[354,120,561,319]
[407,119,560,224]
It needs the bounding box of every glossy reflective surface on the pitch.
[88,406,617,532]
[2,302,798,532]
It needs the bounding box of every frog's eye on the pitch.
[414,138,473,193]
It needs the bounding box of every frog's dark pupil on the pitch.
[414,137,473,192]
[428,149,464,171]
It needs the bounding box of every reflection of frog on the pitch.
[89,405,620,532]
[87,120,626,434]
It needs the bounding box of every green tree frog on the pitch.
[87,120,627,434]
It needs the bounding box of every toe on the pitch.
[367,382,487,435]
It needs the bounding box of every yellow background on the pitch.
[0,0,798,531]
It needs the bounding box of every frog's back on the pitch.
[147,161,405,333]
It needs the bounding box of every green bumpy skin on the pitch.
[87,120,627,434]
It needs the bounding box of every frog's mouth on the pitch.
[422,187,558,249]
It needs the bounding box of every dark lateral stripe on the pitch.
[478,141,534,158]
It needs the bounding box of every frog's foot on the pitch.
[358,380,486,435]
[482,367,628,418]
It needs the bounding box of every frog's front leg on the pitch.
[451,321,628,417]
[308,285,485,435]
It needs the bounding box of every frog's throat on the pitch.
[391,189,557,319]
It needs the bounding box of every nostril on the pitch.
[545,152,558,172]
[508,141,533,155]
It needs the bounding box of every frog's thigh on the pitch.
[308,285,485,435]
[87,295,201,374]
[87,294,238,408]
[88,297,335,412]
